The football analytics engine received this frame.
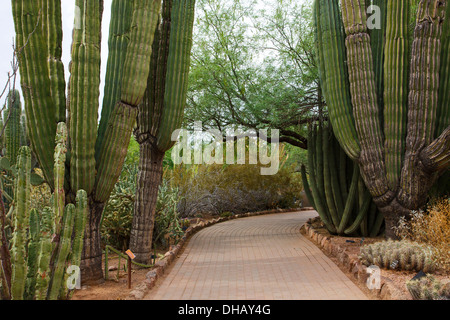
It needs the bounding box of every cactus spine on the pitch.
[2,123,88,300]
[130,0,196,264]
[12,0,162,281]
[314,0,450,238]
[302,123,384,237]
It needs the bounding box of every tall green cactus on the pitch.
[301,123,384,237]
[130,0,196,264]
[3,123,89,300]
[4,90,22,166]
[314,0,450,238]
[11,0,162,281]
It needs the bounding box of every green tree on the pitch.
[185,0,321,149]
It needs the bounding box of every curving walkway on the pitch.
[144,211,368,300]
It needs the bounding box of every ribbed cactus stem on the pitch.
[5,90,22,166]
[41,0,66,123]
[94,0,162,203]
[35,207,53,300]
[10,146,31,300]
[300,164,316,209]
[323,125,340,227]
[53,123,67,237]
[340,0,389,201]
[383,0,409,190]
[11,0,57,188]
[317,0,360,160]
[69,0,102,195]
[24,209,40,300]
[48,204,76,300]
[156,0,197,151]
[436,0,450,137]
[96,0,134,160]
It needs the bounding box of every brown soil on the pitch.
[71,251,163,300]
[71,215,217,300]
[302,216,450,300]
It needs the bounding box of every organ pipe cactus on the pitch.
[4,90,22,167]
[301,123,384,237]
[11,0,162,281]
[2,123,88,300]
[314,0,450,238]
[130,0,196,264]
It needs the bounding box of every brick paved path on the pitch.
[144,211,368,300]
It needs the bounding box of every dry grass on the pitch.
[393,198,450,272]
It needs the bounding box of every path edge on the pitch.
[301,218,410,300]
[127,207,309,300]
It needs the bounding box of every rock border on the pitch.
[302,218,410,300]
[128,207,307,300]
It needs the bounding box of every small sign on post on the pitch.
[126,249,135,289]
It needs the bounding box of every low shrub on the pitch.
[393,198,450,271]
[168,145,303,217]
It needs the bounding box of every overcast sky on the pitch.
[0,1,112,110]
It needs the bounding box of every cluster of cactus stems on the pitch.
[1,122,88,300]
[359,240,437,273]
[406,274,450,300]
[314,0,450,238]
[130,0,196,264]
[11,0,163,281]
[0,90,35,209]
[301,122,384,237]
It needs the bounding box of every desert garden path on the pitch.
[144,211,368,300]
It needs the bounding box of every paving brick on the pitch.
[144,211,368,300]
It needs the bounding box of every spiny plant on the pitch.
[130,0,196,264]
[359,240,437,273]
[301,122,384,236]
[406,274,450,300]
[0,123,88,300]
[313,0,450,238]
[11,0,162,281]
[0,90,42,207]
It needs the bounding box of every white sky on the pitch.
[0,1,112,110]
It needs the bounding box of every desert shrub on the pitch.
[100,162,137,250]
[168,145,303,217]
[100,161,185,251]
[152,180,184,249]
[359,240,437,273]
[393,198,450,271]
[406,275,450,300]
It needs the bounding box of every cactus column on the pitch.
[130,0,196,264]
[314,0,450,238]
[12,0,162,282]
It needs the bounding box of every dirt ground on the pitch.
[303,216,450,300]
[71,252,162,300]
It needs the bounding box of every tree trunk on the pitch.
[80,201,105,284]
[129,141,165,264]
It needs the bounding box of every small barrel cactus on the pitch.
[359,240,437,273]
[406,275,450,300]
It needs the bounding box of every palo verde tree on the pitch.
[314,0,450,238]
[130,0,196,264]
[185,0,321,149]
[11,0,161,282]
